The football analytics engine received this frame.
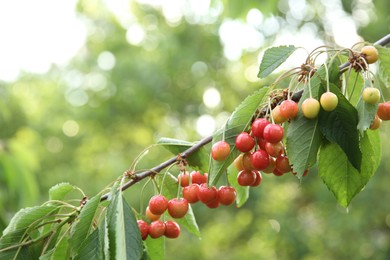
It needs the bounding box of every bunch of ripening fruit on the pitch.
[137,171,237,240]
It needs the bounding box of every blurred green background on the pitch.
[0,0,389,259]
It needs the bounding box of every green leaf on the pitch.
[209,87,270,186]
[258,45,297,78]
[68,194,101,256]
[158,173,200,237]
[74,229,102,260]
[2,205,57,236]
[356,97,378,134]
[227,165,249,207]
[318,83,361,170]
[145,236,165,260]
[157,138,210,173]
[318,130,381,207]
[106,190,143,260]
[286,75,324,178]
[49,182,76,201]
[326,57,342,85]
[346,70,364,106]
[39,237,70,260]
[377,46,390,86]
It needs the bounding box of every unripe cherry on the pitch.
[377,102,390,120]
[301,97,320,119]
[361,45,379,64]
[370,114,381,130]
[272,105,288,124]
[320,92,338,112]
[211,140,230,161]
[280,100,299,119]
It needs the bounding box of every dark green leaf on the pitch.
[106,190,143,260]
[158,173,200,237]
[227,165,249,207]
[74,229,102,260]
[318,83,361,170]
[209,87,270,186]
[377,46,390,86]
[157,138,210,173]
[286,75,324,178]
[318,130,381,207]
[68,194,101,256]
[258,46,297,78]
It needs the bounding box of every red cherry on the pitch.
[182,183,200,203]
[149,220,166,239]
[205,198,220,208]
[137,220,149,240]
[250,170,262,187]
[235,132,255,152]
[292,169,309,177]
[148,195,168,215]
[273,168,284,176]
[164,221,180,239]
[280,100,299,119]
[275,154,292,173]
[178,171,190,187]
[377,102,390,120]
[263,124,284,143]
[146,206,161,221]
[257,137,267,151]
[211,141,231,161]
[250,150,270,170]
[251,118,270,138]
[265,142,283,158]
[237,170,256,186]
[167,198,189,218]
[197,184,218,204]
[191,171,208,184]
[218,186,237,206]
[262,157,276,174]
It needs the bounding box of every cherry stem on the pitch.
[323,63,330,92]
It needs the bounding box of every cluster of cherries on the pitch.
[212,99,304,183]
[137,171,237,240]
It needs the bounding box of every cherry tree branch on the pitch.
[100,34,390,202]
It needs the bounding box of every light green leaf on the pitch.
[145,236,165,260]
[318,83,361,171]
[106,190,143,260]
[2,205,57,236]
[157,137,210,173]
[318,130,381,207]
[49,182,76,201]
[209,87,270,186]
[356,97,378,134]
[40,238,70,260]
[286,75,323,178]
[377,46,390,86]
[345,70,364,106]
[258,45,297,78]
[68,194,101,256]
[227,165,249,207]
